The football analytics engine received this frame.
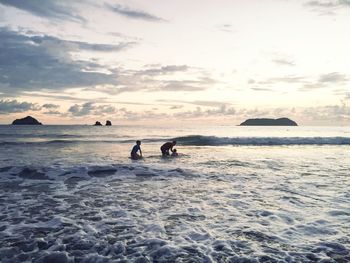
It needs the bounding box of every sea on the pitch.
[0,125,349,262]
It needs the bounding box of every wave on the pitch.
[172,135,350,146]
[0,164,190,182]
[0,137,169,146]
[0,133,84,139]
[1,135,350,146]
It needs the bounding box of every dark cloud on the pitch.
[68,102,116,117]
[0,99,41,114]
[0,28,135,94]
[0,0,84,22]
[106,3,166,22]
[0,28,213,96]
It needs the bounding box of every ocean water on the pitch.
[0,125,349,262]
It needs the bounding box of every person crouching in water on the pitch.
[171,149,178,157]
[131,140,142,160]
[160,140,176,156]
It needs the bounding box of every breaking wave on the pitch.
[2,135,350,146]
[173,135,350,146]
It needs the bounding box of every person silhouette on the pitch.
[160,140,176,156]
[131,140,142,160]
[171,148,178,157]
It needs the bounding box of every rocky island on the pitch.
[12,116,42,125]
[106,120,112,126]
[240,118,298,126]
[94,121,103,126]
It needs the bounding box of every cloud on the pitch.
[160,80,210,91]
[251,72,349,91]
[68,102,116,117]
[301,72,348,90]
[318,72,348,83]
[306,0,350,8]
[305,0,350,15]
[0,0,85,22]
[272,59,295,66]
[136,65,189,76]
[43,110,61,115]
[106,3,166,22]
[42,103,60,109]
[302,103,350,122]
[175,104,236,118]
[251,87,274,91]
[216,24,235,33]
[87,65,215,94]
[169,105,184,110]
[29,34,135,53]
[0,28,135,94]
[264,76,305,84]
[0,99,41,114]
[158,99,234,107]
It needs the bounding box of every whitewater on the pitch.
[0,125,349,262]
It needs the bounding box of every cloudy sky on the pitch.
[0,0,350,125]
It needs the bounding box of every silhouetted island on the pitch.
[12,116,42,125]
[94,121,102,126]
[106,120,112,126]
[240,118,298,126]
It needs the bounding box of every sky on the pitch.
[0,0,350,125]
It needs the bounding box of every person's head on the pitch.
[173,149,177,152]
[172,140,177,145]
[136,140,141,145]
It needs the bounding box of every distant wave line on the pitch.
[172,135,350,146]
[1,135,350,146]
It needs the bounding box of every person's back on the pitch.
[131,140,142,159]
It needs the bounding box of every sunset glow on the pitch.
[1,0,350,125]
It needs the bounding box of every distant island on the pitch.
[93,120,112,126]
[94,121,102,126]
[240,118,298,126]
[12,116,42,125]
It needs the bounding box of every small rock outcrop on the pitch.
[94,121,102,126]
[240,118,298,126]
[106,120,112,126]
[12,116,42,125]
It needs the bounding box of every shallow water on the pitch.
[0,125,349,262]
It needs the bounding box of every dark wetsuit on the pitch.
[160,142,174,156]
